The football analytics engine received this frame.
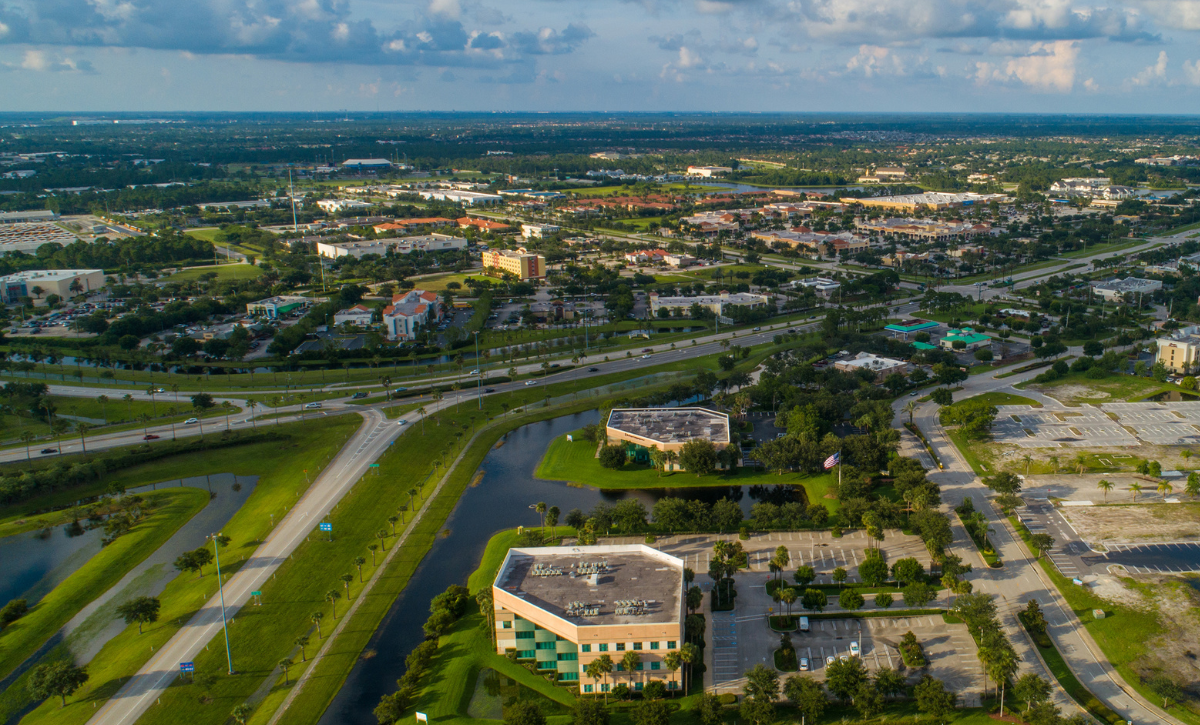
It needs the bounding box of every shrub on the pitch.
[599,445,627,470]
[874,593,893,608]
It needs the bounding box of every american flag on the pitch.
[823,452,840,470]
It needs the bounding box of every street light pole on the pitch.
[211,533,235,674]
[473,330,482,410]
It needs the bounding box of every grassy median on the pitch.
[16,415,361,725]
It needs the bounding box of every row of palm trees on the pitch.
[582,646,696,701]
[1095,476,1200,502]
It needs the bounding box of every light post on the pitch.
[211,533,234,674]
[473,330,482,410]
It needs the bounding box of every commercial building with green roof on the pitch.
[939,327,991,351]
[912,341,938,350]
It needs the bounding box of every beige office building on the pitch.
[482,249,546,279]
[1157,325,1200,373]
[0,269,104,305]
[493,545,685,694]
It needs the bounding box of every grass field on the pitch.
[160,264,264,283]
[184,228,221,242]
[0,487,209,685]
[1,395,235,448]
[1016,372,1176,405]
[409,271,492,292]
[16,415,362,725]
[961,391,1042,407]
[536,430,839,509]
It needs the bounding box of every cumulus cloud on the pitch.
[0,0,593,67]
[7,47,94,71]
[1136,1,1200,31]
[1183,59,1200,85]
[845,44,902,76]
[975,40,1078,92]
[1128,50,1167,85]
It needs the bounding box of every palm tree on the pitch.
[97,394,109,422]
[1129,482,1143,501]
[278,657,293,685]
[294,635,310,661]
[1074,453,1088,475]
[310,611,325,638]
[246,400,258,430]
[1157,480,1174,500]
[621,650,641,690]
[222,401,234,430]
[122,393,134,421]
[77,423,93,453]
[587,655,614,703]
[146,387,158,417]
[325,590,341,619]
[367,543,379,565]
[1187,472,1200,500]
[663,651,682,696]
[535,501,547,539]
[903,400,917,425]
[353,556,366,582]
[1097,479,1113,503]
[1022,454,1032,475]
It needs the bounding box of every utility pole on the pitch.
[212,533,234,674]
[474,330,482,410]
[288,168,299,232]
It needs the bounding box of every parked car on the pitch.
[850,641,860,656]
[825,655,835,667]
[484,388,496,393]
[184,418,199,424]
[397,419,408,426]
[799,657,809,672]
[350,392,368,399]
[143,434,160,440]
[588,367,599,372]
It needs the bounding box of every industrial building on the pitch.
[315,234,466,259]
[832,352,910,381]
[492,544,685,691]
[855,192,1006,213]
[648,291,770,317]
[482,249,546,279]
[417,189,502,205]
[0,269,104,305]
[0,210,58,224]
[1089,277,1162,302]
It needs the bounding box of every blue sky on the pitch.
[1,0,1199,112]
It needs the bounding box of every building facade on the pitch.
[381,289,441,341]
[482,249,547,279]
[246,295,312,319]
[648,291,770,317]
[0,269,104,305]
[493,545,685,693]
[1156,325,1200,373]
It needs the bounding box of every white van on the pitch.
[799,616,810,632]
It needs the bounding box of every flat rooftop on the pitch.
[1091,277,1159,292]
[886,319,939,332]
[607,407,730,445]
[495,545,682,626]
[0,269,101,282]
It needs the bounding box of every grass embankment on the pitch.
[16,415,362,725]
[0,488,209,683]
[962,392,1042,408]
[1,394,231,447]
[536,430,838,509]
[1008,517,1200,725]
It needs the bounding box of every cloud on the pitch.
[781,0,1157,44]
[975,40,1078,92]
[0,0,592,67]
[1136,1,1200,31]
[508,24,594,55]
[1184,59,1200,86]
[7,48,94,72]
[844,44,902,76]
[1128,50,1167,86]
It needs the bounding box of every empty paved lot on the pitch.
[992,401,1200,448]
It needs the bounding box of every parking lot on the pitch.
[992,401,1200,448]
[602,529,936,584]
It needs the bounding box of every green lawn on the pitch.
[536,431,839,509]
[1016,372,1176,405]
[410,271,492,292]
[1009,518,1200,725]
[160,264,264,283]
[961,391,1042,407]
[17,416,362,725]
[0,487,209,685]
[1,395,234,449]
[184,228,221,242]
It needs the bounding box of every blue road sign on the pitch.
[319,522,332,532]
[180,662,194,673]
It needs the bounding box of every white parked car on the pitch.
[799,657,809,671]
[825,656,835,667]
[849,641,860,657]
[398,419,408,426]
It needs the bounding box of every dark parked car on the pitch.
[588,367,600,372]
[40,448,57,455]
[143,434,160,440]
[484,387,496,393]
[350,392,368,399]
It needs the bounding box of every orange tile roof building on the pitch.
[381,289,441,340]
[458,217,512,231]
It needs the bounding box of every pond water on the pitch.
[0,474,256,617]
[319,409,806,725]
[1145,390,1200,402]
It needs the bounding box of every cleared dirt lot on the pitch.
[1061,503,1200,544]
